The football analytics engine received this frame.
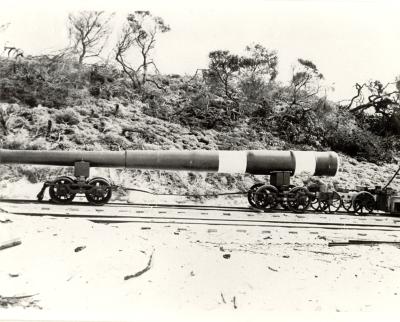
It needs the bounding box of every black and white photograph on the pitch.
[0,0,400,321]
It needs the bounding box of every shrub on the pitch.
[273,107,324,147]
[322,109,393,163]
[1,130,30,149]
[55,108,80,125]
[178,93,237,129]
[102,132,131,150]
[27,137,48,150]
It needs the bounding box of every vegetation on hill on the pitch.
[0,11,399,196]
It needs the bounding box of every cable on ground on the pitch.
[115,185,246,198]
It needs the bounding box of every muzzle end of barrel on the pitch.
[314,151,340,176]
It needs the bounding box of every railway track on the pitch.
[0,197,389,215]
[0,198,253,212]
[1,198,400,233]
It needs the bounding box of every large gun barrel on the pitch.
[0,149,339,176]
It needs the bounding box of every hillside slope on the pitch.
[0,56,398,202]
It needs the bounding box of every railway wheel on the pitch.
[342,199,353,212]
[309,193,320,211]
[319,191,342,214]
[352,192,375,215]
[287,187,311,213]
[254,184,279,211]
[49,176,76,204]
[85,177,112,205]
[247,183,265,208]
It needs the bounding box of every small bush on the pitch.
[323,109,393,163]
[102,132,131,150]
[55,108,80,125]
[178,93,237,129]
[324,122,393,163]
[27,137,48,150]
[1,130,30,149]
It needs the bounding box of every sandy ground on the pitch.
[1,198,400,321]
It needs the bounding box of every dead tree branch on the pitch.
[124,252,154,280]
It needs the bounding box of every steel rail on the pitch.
[0,198,394,218]
[5,209,400,232]
[0,198,390,217]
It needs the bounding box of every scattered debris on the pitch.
[0,238,21,251]
[308,250,336,255]
[219,246,225,252]
[190,271,195,277]
[232,296,237,309]
[376,265,395,271]
[223,254,231,259]
[329,240,400,247]
[124,252,154,280]
[74,246,86,253]
[268,266,278,272]
[282,255,290,258]
[0,294,41,309]
[0,218,12,223]
[220,292,226,304]
[173,232,179,235]
[8,273,19,278]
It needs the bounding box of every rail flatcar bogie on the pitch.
[37,176,113,205]
[248,173,400,216]
[318,191,342,214]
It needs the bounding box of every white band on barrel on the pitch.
[335,152,341,175]
[292,151,316,175]
[218,151,247,173]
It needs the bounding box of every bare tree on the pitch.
[67,11,114,64]
[207,50,241,102]
[0,23,10,56]
[115,11,170,89]
[346,80,399,115]
[242,44,278,82]
[3,45,23,58]
[239,43,278,102]
[344,80,400,134]
[289,58,324,106]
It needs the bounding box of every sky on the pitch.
[0,0,399,101]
